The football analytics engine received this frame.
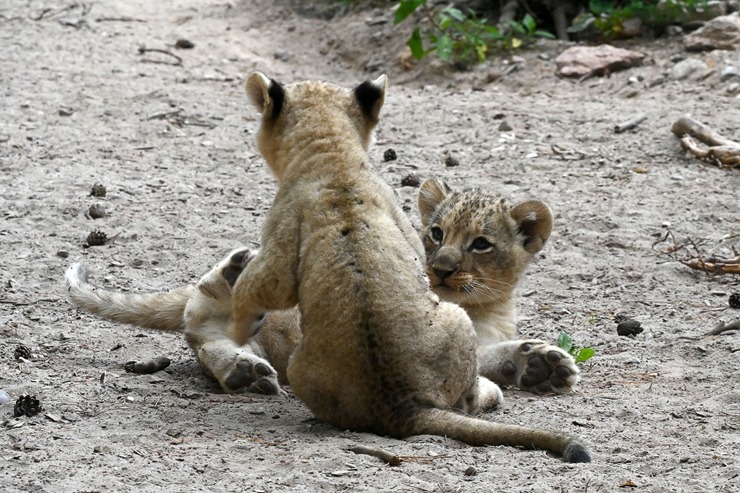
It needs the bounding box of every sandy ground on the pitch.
[1,0,739,491]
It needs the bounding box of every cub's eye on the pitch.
[471,237,493,251]
[430,226,444,243]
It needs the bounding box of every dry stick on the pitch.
[615,113,647,133]
[671,115,740,167]
[706,320,740,336]
[137,47,183,66]
[350,445,402,466]
[671,115,738,147]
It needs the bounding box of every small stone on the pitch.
[90,183,107,197]
[498,121,513,132]
[0,390,10,405]
[273,50,290,61]
[56,250,69,259]
[617,319,644,337]
[445,155,460,167]
[669,58,708,81]
[175,39,195,49]
[400,174,420,187]
[727,82,740,94]
[58,107,74,117]
[721,65,738,81]
[464,466,477,476]
[383,148,397,162]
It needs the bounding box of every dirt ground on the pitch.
[1,0,739,491]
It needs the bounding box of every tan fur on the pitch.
[418,179,580,394]
[65,250,300,393]
[222,72,589,462]
[67,74,588,461]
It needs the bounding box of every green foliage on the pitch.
[584,0,709,39]
[394,1,550,65]
[557,331,596,364]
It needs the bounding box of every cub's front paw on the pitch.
[480,340,580,394]
[222,352,281,395]
[220,248,257,288]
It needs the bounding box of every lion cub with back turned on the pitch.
[219,72,588,461]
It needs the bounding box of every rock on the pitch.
[721,65,738,80]
[0,390,10,405]
[727,82,740,93]
[555,45,645,78]
[669,58,708,80]
[684,12,740,52]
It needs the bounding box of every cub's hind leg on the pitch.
[478,340,580,394]
[185,248,282,395]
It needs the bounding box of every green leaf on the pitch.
[509,20,526,35]
[408,28,425,60]
[436,35,453,61]
[522,13,536,33]
[394,0,422,25]
[575,347,596,364]
[534,30,556,39]
[557,331,573,353]
[443,7,466,22]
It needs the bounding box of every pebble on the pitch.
[498,121,513,132]
[727,82,740,94]
[669,58,708,80]
[721,65,738,81]
[0,390,10,405]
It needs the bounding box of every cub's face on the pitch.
[418,179,553,308]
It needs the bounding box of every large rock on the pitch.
[555,44,645,78]
[684,12,740,51]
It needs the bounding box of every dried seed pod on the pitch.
[14,395,43,417]
[88,203,106,219]
[90,183,107,197]
[86,230,108,246]
[400,174,420,187]
[445,155,460,167]
[383,148,397,162]
[729,293,740,309]
[14,344,32,360]
[124,356,171,374]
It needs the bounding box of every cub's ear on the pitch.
[418,179,451,226]
[245,71,285,120]
[354,74,387,122]
[510,200,553,255]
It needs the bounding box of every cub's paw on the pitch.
[221,352,281,395]
[220,248,257,288]
[480,340,580,394]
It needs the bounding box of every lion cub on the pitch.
[418,179,580,394]
[220,72,588,462]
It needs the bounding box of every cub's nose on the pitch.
[433,267,456,280]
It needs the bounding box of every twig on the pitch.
[137,47,182,66]
[614,113,647,133]
[350,445,401,466]
[671,115,740,168]
[96,17,146,23]
[705,320,740,336]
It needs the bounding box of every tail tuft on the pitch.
[563,442,591,463]
[65,262,89,288]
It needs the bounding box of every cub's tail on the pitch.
[65,262,193,332]
[413,408,591,463]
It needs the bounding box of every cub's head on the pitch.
[418,179,553,308]
[245,72,387,182]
